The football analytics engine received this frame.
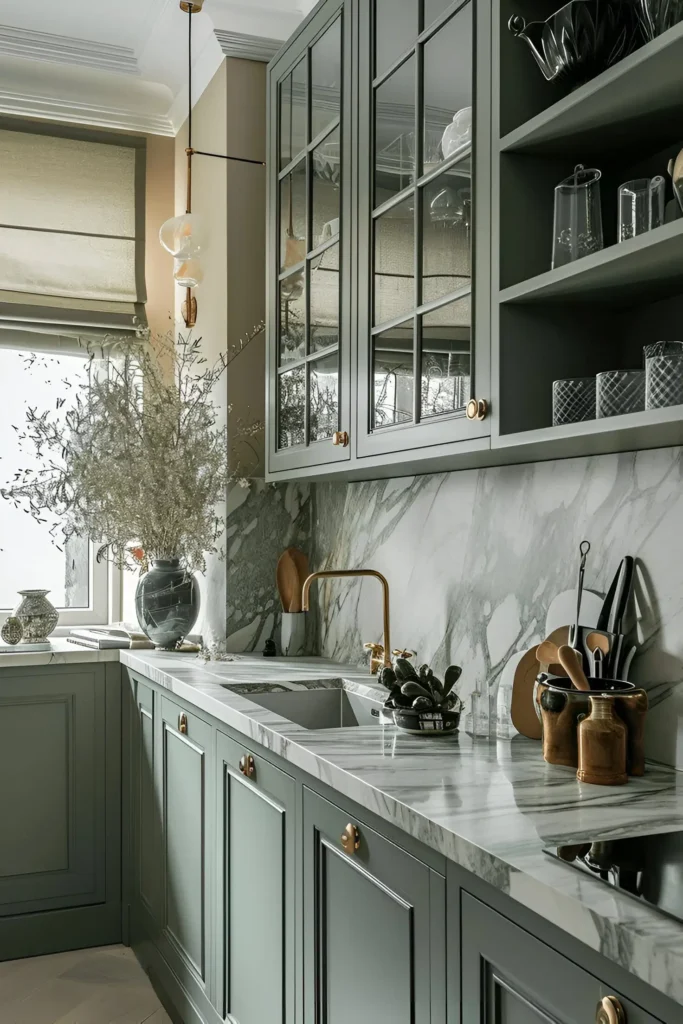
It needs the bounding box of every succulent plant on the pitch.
[382,656,464,715]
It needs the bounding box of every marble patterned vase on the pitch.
[14,589,59,643]
[135,559,200,650]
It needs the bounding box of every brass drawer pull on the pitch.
[332,430,349,447]
[239,754,256,778]
[596,996,626,1024]
[466,398,488,421]
[178,713,188,734]
[340,823,360,855]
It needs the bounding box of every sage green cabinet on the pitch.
[129,677,160,928]
[0,664,121,961]
[303,787,445,1023]
[461,892,665,1024]
[214,732,297,1024]
[157,695,216,1017]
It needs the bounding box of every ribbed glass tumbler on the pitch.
[552,376,596,426]
[645,354,683,409]
[596,369,645,418]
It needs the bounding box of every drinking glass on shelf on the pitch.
[618,176,665,242]
[645,344,683,409]
[552,377,596,426]
[596,369,645,418]
[552,165,603,269]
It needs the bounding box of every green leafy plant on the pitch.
[1,327,262,574]
[380,657,464,713]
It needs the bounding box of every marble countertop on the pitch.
[0,638,120,668]
[116,649,683,1007]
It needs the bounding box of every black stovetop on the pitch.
[544,828,683,924]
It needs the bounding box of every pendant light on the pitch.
[159,0,266,327]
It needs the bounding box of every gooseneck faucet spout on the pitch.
[301,569,391,674]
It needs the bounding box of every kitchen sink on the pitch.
[225,682,384,730]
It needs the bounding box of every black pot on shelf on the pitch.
[508,0,643,89]
[135,559,200,650]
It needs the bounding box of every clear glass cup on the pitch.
[552,376,596,426]
[646,354,683,409]
[552,164,603,269]
[596,369,645,418]
[618,176,665,242]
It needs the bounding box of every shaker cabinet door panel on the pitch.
[461,893,664,1024]
[267,0,353,474]
[158,696,215,1004]
[303,787,445,1024]
[130,676,161,925]
[0,669,106,916]
[215,732,296,1024]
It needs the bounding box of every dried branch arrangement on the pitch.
[1,327,262,574]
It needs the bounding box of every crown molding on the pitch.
[214,29,282,63]
[0,89,174,136]
[0,25,139,75]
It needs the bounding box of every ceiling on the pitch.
[0,0,316,135]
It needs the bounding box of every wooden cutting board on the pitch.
[510,626,570,740]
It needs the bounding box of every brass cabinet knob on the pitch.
[332,430,349,447]
[239,754,256,778]
[466,398,488,421]
[340,823,360,855]
[596,996,626,1024]
[178,713,188,735]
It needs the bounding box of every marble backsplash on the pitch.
[224,447,683,769]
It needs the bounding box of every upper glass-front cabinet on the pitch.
[267,0,352,473]
[357,0,490,458]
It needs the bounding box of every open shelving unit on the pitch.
[492,2,683,456]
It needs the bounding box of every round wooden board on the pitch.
[509,626,571,740]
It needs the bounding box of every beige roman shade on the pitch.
[0,124,146,337]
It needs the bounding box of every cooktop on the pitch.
[544,828,683,924]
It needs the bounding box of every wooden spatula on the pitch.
[288,548,309,613]
[557,645,591,692]
[276,549,300,613]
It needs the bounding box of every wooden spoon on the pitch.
[288,548,309,613]
[537,640,560,668]
[276,549,300,613]
[557,645,591,692]
[585,631,610,656]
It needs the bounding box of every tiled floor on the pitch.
[0,945,172,1024]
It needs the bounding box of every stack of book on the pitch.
[68,624,154,650]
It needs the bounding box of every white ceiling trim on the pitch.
[0,88,174,136]
[0,25,139,76]
[214,29,282,63]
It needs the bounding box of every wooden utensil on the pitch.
[557,645,591,691]
[510,646,544,740]
[276,549,300,612]
[537,639,560,668]
[288,548,309,613]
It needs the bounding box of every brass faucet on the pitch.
[301,569,391,675]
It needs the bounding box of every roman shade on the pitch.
[0,123,146,338]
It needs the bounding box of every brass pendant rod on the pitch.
[193,149,266,167]
[187,1,193,151]
[186,148,193,215]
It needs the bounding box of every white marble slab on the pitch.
[121,649,683,1008]
[0,638,120,669]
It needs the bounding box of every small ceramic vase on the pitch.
[14,589,59,643]
[1,616,23,645]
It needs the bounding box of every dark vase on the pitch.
[135,559,200,650]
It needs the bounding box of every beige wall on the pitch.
[144,135,176,339]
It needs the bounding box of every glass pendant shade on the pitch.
[159,213,204,258]
[174,257,203,288]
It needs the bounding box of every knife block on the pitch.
[536,680,647,775]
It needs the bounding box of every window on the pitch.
[0,342,112,627]
[0,121,145,628]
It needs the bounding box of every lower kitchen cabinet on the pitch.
[303,787,446,1024]
[156,695,216,1017]
[461,892,663,1024]
[0,664,121,961]
[214,732,297,1024]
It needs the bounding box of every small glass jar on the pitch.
[552,164,603,269]
[646,353,683,409]
[596,369,645,418]
[552,376,596,426]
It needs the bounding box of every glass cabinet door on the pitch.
[357,0,491,458]
[268,0,352,474]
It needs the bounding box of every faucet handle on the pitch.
[364,641,385,676]
[392,648,416,660]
